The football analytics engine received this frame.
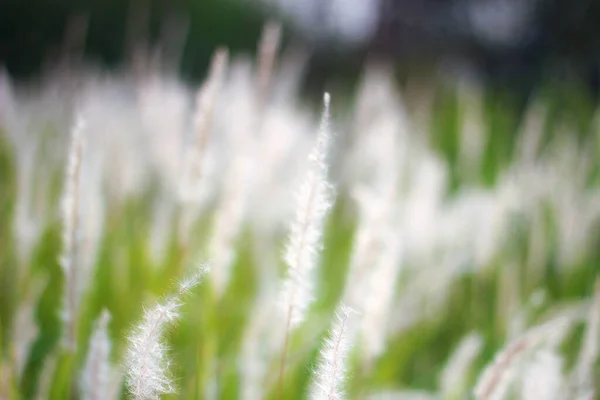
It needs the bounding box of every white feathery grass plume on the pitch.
[277,92,334,397]
[473,316,573,400]
[280,92,334,327]
[124,265,209,400]
[60,115,84,351]
[346,117,400,249]
[310,304,355,400]
[569,277,600,397]
[256,21,282,108]
[82,310,117,400]
[179,48,229,245]
[519,349,564,400]
[440,332,483,399]
[341,67,405,361]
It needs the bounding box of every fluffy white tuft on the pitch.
[60,115,85,351]
[280,92,334,327]
[124,265,208,400]
[311,304,355,400]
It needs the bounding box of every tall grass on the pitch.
[0,22,599,400]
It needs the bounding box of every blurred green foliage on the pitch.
[0,77,599,399]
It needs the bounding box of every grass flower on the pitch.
[124,265,209,400]
[2,27,600,400]
[310,304,355,400]
[60,114,85,351]
[280,92,333,327]
[278,92,334,395]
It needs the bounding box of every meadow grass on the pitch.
[0,29,599,400]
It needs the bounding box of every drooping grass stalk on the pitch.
[277,93,334,398]
[124,265,209,400]
[473,316,573,400]
[60,115,84,352]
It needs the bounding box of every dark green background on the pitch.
[0,0,268,80]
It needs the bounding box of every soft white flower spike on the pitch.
[124,264,209,400]
[311,304,356,400]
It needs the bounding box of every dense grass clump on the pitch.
[0,24,599,400]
